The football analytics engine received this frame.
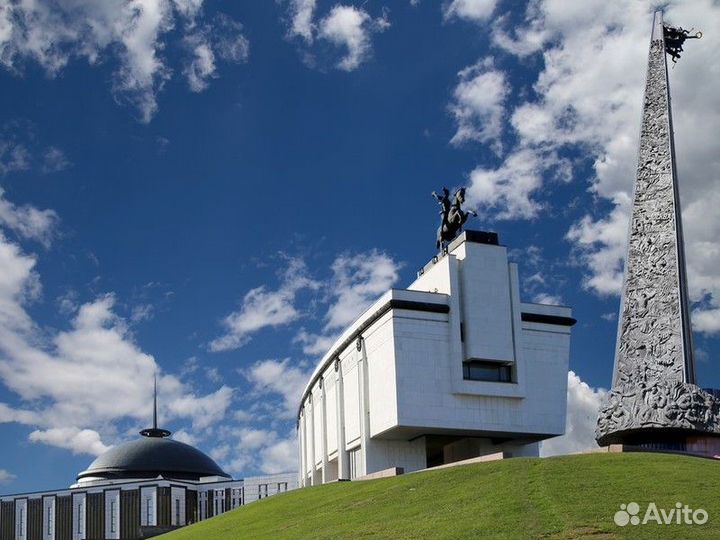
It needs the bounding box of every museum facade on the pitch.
[297,230,576,485]
[0,414,296,540]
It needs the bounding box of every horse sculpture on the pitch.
[433,187,476,251]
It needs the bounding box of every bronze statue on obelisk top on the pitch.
[595,12,720,451]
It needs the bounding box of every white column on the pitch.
[298,410,307,487]
[335,358,349,480]
[308,395,316,486]
[320,378,329,484]
[357,336,371,477]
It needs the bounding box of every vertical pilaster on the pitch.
[308,395,316,486]
[357,336,371,477]
[319,378,328,484]
[335,358,349,480]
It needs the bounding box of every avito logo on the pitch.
[614,502,708,526]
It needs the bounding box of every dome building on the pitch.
[0,381,296,540]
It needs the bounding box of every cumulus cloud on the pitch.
[0,2,249,122]
[209,258,319,352]
[287,0,317,43]
[284,2,389,71]
[0,188,58,247]
[296,250,401,354]
[0,198,233,455]
[443,0,497,23]
[0,468,16,484]
[449,0,720,331]
[316,5,389,71]
[448,58,509,152]
[243,358,312,419]
[29,427,109,456]
[182,14,249,93]
[541,371,607,456]
[260,433,298,473]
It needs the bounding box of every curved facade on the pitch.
[298,231,575,485]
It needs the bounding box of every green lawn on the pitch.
[159,453,720,539]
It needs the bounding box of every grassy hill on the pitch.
[159,453,720,539]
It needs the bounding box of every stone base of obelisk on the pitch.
[587,436,720,460]
[596,382,720,453]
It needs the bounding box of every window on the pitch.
[463,361,512,382]
[19,507,25,537]
[277,482,287,493]
[110,501,116,533]
[258,484,268,499]
[175,499,180,526]
[77,502,83,535]
[47,503,53,536]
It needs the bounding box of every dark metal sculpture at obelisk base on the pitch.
[596,12,720,450]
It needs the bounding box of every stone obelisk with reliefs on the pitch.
[595,11,720,448]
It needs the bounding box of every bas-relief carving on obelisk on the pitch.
[596,11,720,446]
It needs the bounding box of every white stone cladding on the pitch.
[104,490,120,539]
[297,232,573,485]
[42,496,55,540]
[14,499,27,540]
[71,493,85,540]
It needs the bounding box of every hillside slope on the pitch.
[159,453,720,539]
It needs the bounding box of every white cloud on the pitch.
[243,358,312,419]
[0,1,248,122]
[29,427,109,456]
[449,0,720,329]
[164,384,233,430]
[466,149,545,220]
[287,0,317,43]
[184,38,216,92]
[318,5,389,71]
[182,14,249,93]
[172,429,197,446]
[260,433,297,473]
[532,293,563,306]
[443,0,497,23]
[692,308,720,335]
[130,303,154,323]
[293,250,400,355]
[448,58,509,152]
[0,139,29,175]
[0,201,233,455]
[0,468,16,484]
[541,371,607,456]
[325,250,400,331]
[0,188,59,247]
[565,198,630,296]
[42,146,70,173]
[209,258,319,352]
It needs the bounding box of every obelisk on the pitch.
[596,12,720,447]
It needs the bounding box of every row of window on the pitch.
[7,482,291,539]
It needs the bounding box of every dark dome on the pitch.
[76,436,229,482]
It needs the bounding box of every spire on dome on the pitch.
[140,372,171,438]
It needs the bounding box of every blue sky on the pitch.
[1,0,719,493]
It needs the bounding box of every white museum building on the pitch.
[297,230,575,485]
